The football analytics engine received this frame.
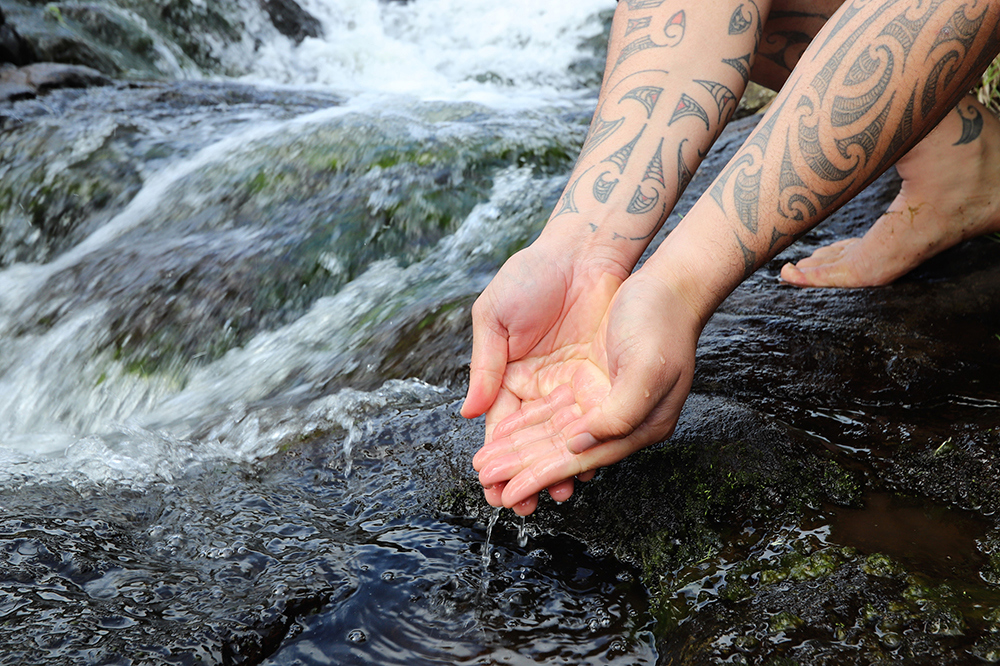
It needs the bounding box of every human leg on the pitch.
[754,1,1000,287]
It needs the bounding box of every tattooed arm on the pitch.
[462,0,774,513]
[469,0,1000,513]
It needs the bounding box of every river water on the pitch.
[0,1,670,663]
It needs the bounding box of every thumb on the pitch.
[460,305,509,419]
[565,359,689,453]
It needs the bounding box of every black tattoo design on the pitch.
[552,169,587,219]
[955,103,984,145]
[835,95,893,162]
[625,0,666,9]
[626,185,660,215]
[615,35,661,71]
[729,4,752,35]
[734,232,757,278]
[676,138,693,200]
[769,227,791,252]
[603,125,647,173]
[695,79,737,123]
[593,171,620,203]
[622,86,664,118]
[812,3,892,103]
[831,46,894,127]
[669,93,710,131]
[796,96,854,182]
[579,113,625,160]
[625,16,652,37]
[778,135,817,221]
[759,30,814,73]
[875,90,915,174]
[723,53,752,86]
[664,10,686,47]
[643,138,666,186]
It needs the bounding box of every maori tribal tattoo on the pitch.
[954,102,984,145]
[676,138,693,200]
[625,16,652,37]
[708,0,997,277]
[552,167,589,220]
[695,79,738,123]
[603,125,647,174]
[579,112,625,160]
[625,0,666,9]
[669,93,710,131]
[723,53,752,86]
[627,185,660,215]
[613,10,685,73]
[664,10,686,47]
[593,171,620,203]
[621,86,664,118]
[729,4,753,35]
[643,138,666,186]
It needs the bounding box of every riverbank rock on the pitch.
[0,61,110,100]
[261,0,323,44]
[0,6,35,67]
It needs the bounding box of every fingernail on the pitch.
[567,432,598,453]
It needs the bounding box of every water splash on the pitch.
[482,506,502,577]
[517,515,529,548]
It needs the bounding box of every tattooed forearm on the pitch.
[706,0,1000,277]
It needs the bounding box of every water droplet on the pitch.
[348,629,367,643]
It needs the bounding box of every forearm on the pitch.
[646,0,1000,319]
[537,0,773,274]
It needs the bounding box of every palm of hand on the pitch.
[471,270,700,514]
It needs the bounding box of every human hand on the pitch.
[469,267,703,515]
[460,238,631,513]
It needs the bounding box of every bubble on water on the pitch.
[347,629,367,643]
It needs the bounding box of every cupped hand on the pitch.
[467,266,703,515]
[460,239,630,513]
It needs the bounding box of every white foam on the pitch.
[244,0,615,104]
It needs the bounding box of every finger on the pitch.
[492,384,576,441]
[461,298,508,419]
[512,494,538,516]
[476,399,584,475]
[577,470,596,482]
[499,442,584,507]
[565,359,687,454]
[547,478,574,502]
[483,481,505,507]
[483,387,523,447]
[477,404,585,486]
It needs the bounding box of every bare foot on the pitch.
[781,96,1000,288]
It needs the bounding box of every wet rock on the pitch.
[260,0,322,44]
[0,79,35,102]
[0,6,36,67]
[1,61,111,91]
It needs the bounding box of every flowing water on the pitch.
[0,1,666,663]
